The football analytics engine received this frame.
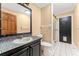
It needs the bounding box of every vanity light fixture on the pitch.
[25,10,30,15]
[24,3,29,6]
[18,3,29,6]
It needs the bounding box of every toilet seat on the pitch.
[41,41,52,47]
[36,33,52,47]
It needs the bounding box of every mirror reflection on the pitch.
[1,3,31,36]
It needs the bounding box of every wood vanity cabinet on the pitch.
[1,12,8,35]
[1,12,17,35]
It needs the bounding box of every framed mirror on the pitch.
[0,3,32,37]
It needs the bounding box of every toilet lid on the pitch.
[41,41,52,47]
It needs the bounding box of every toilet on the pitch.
[36,33,52,47]
[41,41,52,55]
[41,41,52,47]
[36,33,52,55]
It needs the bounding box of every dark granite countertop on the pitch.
[0,36,41,54]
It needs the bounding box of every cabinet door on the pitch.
[10,15,17,34]
[30,42,40,56]
[1,12,8,35]
[1,12,17,35]
[11,47,29,56]
[7,19,11,35]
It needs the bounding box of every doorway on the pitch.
[59,16,71,44]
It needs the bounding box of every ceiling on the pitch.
[34,3,49,8]
[2,3,30,15]
[53,3,76,15]
[2,3,76,16]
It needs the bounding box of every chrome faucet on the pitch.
[20,35,24,38]
[16,35,24,39]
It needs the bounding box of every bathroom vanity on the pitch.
[0,36,41,56]
[0,3,41,56]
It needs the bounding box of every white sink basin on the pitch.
[13,37,33,44]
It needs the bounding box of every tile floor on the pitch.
[42,42,79,56]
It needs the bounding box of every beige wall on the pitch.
[29,4,53,43]
[2,8,17,15]
[41,4,51,25]
[57,11,73,17]
[29,4,41,36]
[73,4,79,48]
[51,4,54,43]
[41,4,52,43]
[17,13,30,33]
